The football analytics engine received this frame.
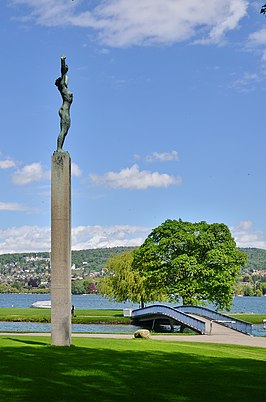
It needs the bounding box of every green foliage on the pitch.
[71,247,134,272]
[0,247,134,273]
[4,245,266,298]
[101,250,165,305]
[133,219,247,310]
[2,246,265,277]
[0,283,19,293]
[71,279,99,295]
[71,280,86,295]
[240,248,266,271]
[0,247,134,294]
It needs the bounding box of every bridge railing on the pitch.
[132,305,206,334]
[175,305,252,335]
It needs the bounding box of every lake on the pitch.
[0,294,265,335]
[0,293,266,313]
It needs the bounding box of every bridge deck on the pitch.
[190,314,241,336]
[176,305,252,335]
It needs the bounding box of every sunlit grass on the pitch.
[0,308,264,325]
[0,308,131,324]
[228,313,266,324]
[0,336,265,401]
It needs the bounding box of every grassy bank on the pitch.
[0,336,265,401]
[0,308,131,324]
[0,308,265,325]
[229,313,266,324]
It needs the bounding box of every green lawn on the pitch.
[0,308,131,324]
[229,313,266,325]
[0,336,265,401]
[73,309,131,324]
[0,308,51,323]
[0,308,265,325]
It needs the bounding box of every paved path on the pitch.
[0,331,265,347]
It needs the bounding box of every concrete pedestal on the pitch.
[51,151,71,346]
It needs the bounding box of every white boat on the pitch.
[31,300,51,309]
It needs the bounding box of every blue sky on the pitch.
[1,0,266,253]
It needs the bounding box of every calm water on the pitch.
[0,321,141,334]
[0,294,265,335]
[0,293,266,312]
[0,293,140,309]
[0,294,142,334]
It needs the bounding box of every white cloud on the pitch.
[248,27,266,47]
[72,224,150,250]
[9,0,76,25]
[12,162,49,186]
[230,71,261,92]
[71,162,82,177]
[0,159,17,169]
[9,0,248,47]
[193,0,248,45]
[231,220,266,249]
[89,164,182,189]
[0,202,28,211]
[145,151,179,162]
[247,26,266,62]
[0,226,51,254]
[1,221,265,254]
[0,224,150,254]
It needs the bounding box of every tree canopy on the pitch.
[133,219,247,310]
[101,250,165,307]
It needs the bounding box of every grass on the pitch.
[0,308,51,323]
[228,313,266,325]
[0,336,265,401]
[0,308,131,324]
[73,309,131,324]
[0,308,265,325]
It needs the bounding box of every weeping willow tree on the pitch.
[101,250,166,308]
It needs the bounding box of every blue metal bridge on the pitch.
[131,305,252,335]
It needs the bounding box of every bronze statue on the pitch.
[55,55,73,151]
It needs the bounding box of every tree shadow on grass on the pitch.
[6,337,48,346]
[0,337,265,402]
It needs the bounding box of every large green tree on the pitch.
[101,250,165,307]
[133,219,247,310]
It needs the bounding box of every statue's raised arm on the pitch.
[60,55,69,86]
[55,55,73,151]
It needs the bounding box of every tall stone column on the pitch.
[51,151,71,346]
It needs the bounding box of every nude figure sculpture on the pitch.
[55,55,73,151]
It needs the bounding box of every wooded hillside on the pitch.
[0,247,265,272]
[240,248,266,272]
